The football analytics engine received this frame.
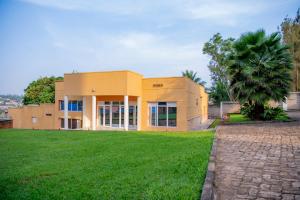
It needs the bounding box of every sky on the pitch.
[0,0,299,95]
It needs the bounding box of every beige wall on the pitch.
[9,104,55,129]
[64,71,143,97]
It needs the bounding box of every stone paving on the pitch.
[214,122,300,200]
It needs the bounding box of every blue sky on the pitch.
[0,0,298,94]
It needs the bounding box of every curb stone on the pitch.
[200,127,219,200]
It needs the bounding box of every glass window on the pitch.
[168,107,177,127]
[148,102,176,127]
[78,101,83,111]
[105,106,110,126]
[68,102,72,111]
[99,107,104,126]
[65,100,83,112]
[112,101,119,105]
[121,106,124,127]
[158,106,167,126]
[112,105,119,127]
[149,104,157,126]
[60,100,64,110]
[71,101,78,111]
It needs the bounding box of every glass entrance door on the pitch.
[98,101,126,128]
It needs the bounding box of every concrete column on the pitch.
[137,96,141,131]
[92,96,96,130]
[64,96,68,129]
[82,96,86,129]
[124,95,129,131]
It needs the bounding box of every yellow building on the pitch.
[9,70,208,131]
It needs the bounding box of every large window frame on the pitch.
[148,102,177,128]
[59,100,83,112]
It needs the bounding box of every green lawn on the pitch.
[0,129,214,200]
[226,114,251,123]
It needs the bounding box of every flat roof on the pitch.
[64,70,143,77]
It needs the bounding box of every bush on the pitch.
[241,104,289,121]
[240,103,256,119]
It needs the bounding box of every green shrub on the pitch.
[240,103,256,119]
[241,104,289,121]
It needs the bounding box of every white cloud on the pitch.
[43,25,210,82]
[21,0,273,26]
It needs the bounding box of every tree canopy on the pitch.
[182,70,206,86]
[202,33,235,104]
[281,8,300,91]
[23,76,63,105]
[228,30,293,119]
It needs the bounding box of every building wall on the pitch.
[185,78,208,130]
[8,104,55,129]
[64,71,143,97]
[141,77,188,131]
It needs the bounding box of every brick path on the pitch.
[215,122,300,200]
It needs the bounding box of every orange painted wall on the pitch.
[8,104,55,129]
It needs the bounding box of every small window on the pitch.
[45,113,52,116]
[59,100,64,110]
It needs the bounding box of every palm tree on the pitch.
[182,70,206,86]
[228,30,293,119]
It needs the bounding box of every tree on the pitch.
[228,30,293,119]
[23,76,63,105]
[202,33,235,103]
[209,80,230,105]
[182,70,206,86]
[281,8,300,91]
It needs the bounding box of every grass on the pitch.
[226,114,251,124]
[0,129,214,200]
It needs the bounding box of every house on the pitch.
[8,70,208,131]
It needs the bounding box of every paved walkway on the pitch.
[214,121,300,200]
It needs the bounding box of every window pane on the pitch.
[71,101,77,111]
[60,101,64,110]
[99,107,104,126]
[151,106,157,126]
[68,102,71,111]
[105,106,110,126]
[168,107,177,127]
[158,106,167,126]
[78,101,83,111]
[112,105,119,127]
[129,106,134,125]
[120,106,124,127]
[112,101,119,105]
